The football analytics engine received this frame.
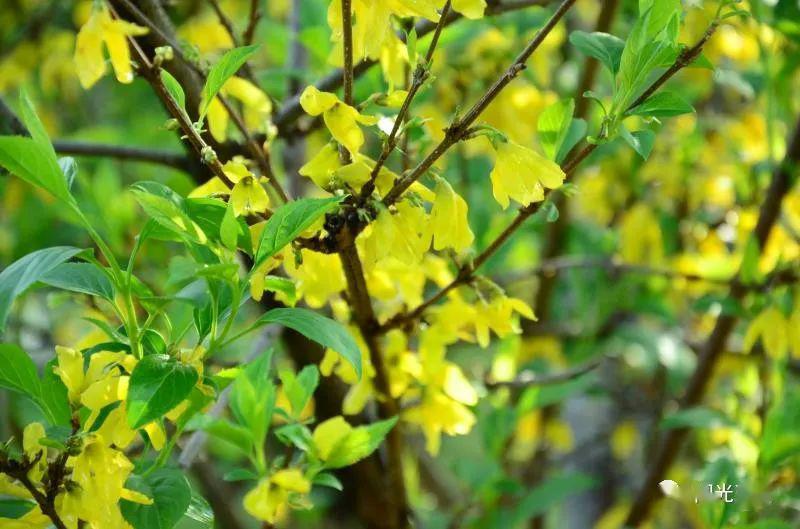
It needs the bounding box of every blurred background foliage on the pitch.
[2,0,800,528]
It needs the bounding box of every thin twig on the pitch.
[379,25,720,333]
[359,1,453,199]
[486,358,602,389]
[243,0,261,45]
[381,0,578,205]
[339,0,354,164]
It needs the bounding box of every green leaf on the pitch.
[313,472,343,491]
[18,90,56,158]
[0,136,72,204]
[278,365,319,417]
[126,354,199,429]
[161,70,186,110]
[537,98,574,161]
[406,27,418,67]
[130,182,207,244]
[122,468,192,529]
[40,358,72,426]
[184,490,214,528]
[0,343,42,402]
[324,416,398,469]
[569,31,625,74]
[58,157,77,189]
[0,246,83,333]
[186,198,252,254]
[510,473,596,524]
[40,262,115,300]
[555,118,587,164]
[518,372,597,412]
[256,308,362,378]
[0,498,36,519]
[196,417,254,457]
[220,201,239,251]
[661,407,737,430]
[200,45,260,117]
[627,91,694,117]
[254,196,342,267]
[275,423,313,452]
[740,235,761,284]
[230,349,276,450]
[620,127,656,160]
[263,276,297,305]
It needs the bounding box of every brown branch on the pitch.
[379,24,720,333]
[359,1,453,199]
[243,0,261,45]
[486,358,602,389]
[339,0,354,164]
[0,462,68,529]
[52,140,194,171]
[381,0,578,205]
[336,227,409,529]
[623,114,800,527]
[272,0,553,134]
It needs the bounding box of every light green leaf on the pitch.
[254,196,342,267]
[0,246,84,333]
[161,70,186,110]
[126,354,199,429]
[538,98,574,161]
[279,365,319,417]
[324,417,398,469]
[130,182,207,244]
[620,127,656,160]
[263,276,297,305]
[184,490,214,528]
[220,201,239,251]
[18,90,56,158]
[41,262,115,300]
[518,372,597,412]
[121,468,192,529]
[627,91,694,117]
[0,136,72,204]
[555,118,587,164]
[313,472,343,491]
[661,407,737,430]
[256,308,362,378]
[200,45,260,117]
[569,31,625,74]
[231,349,276,452]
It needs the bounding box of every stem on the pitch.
[243,0,261,45]
[339,0,354,164]
[53,140,192,170]
[381,0,577,205]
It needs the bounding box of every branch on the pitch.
[486,358,602,389]
[623,114,800,527]
[340,0,354,164]
[359,1,453,199]
[381,0,578,205]
[379,24,720,333]
[243,0,261,45]
[52,140,194,171]
[272,0,553,134]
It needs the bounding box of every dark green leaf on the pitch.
[0,343,41,403]
[620,127,656,160]
[40,358,72,426]
[256,308,361,378]
[0,246,83,333]
[122,468,192,529]
[127,354,199,429]
[41,262,115,300]
[0,498,36,519]
[254,196,342,266]
[312,472,343,491]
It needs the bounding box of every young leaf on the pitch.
[555,118,587,164]
[121,468,192,529]
[40,262,115,301]
[231,349,276,451]
[40,358,72,426]
[620,127,656,160]
[254,196,342,266]
[324,417,398,469]
[279,365,319,417]
[0,246,84,333]
[200,44,260,117]
[569,31,625,74]
[161,70,186,110]
[0,136,72,204]
[517,371,597,412]
[627,91,694,117]
[312,473,343,491]
[537,98,575,161]
[510,473,596,524]
[660,407,736,430]
[130,182,207,244]
[18,89,56,158]
[0,343,42,402]
[263,276,297,305]
[257,308,362,378]
[220,201,239,251]
[126,354,199,429]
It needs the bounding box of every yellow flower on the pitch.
[299,86,378,156]
[429,177,473,252]
[74,3,148,89]
[474,294,536,348]
[284,250,346,308]
[404,391,476,454]
[452,0,486,19]
[313,416,353,461]
[619,203,663,265]
[224,161,270,217]
[489,139,565,209]
[744,307,789,359]
[243,469,311,523]
[299,143,341,189]
[206,77,274,142]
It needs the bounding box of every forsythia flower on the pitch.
[206,77,274,142]
[743,307,791,359]
[489,139,565,209]
[299,143,341,189]
[74,3,148,89]
[429,177,473,253]
[244,469,311,524]
[474,293,536,348]
[299,86,378,156]
[223,161,270,217]
[62,434,151,529]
